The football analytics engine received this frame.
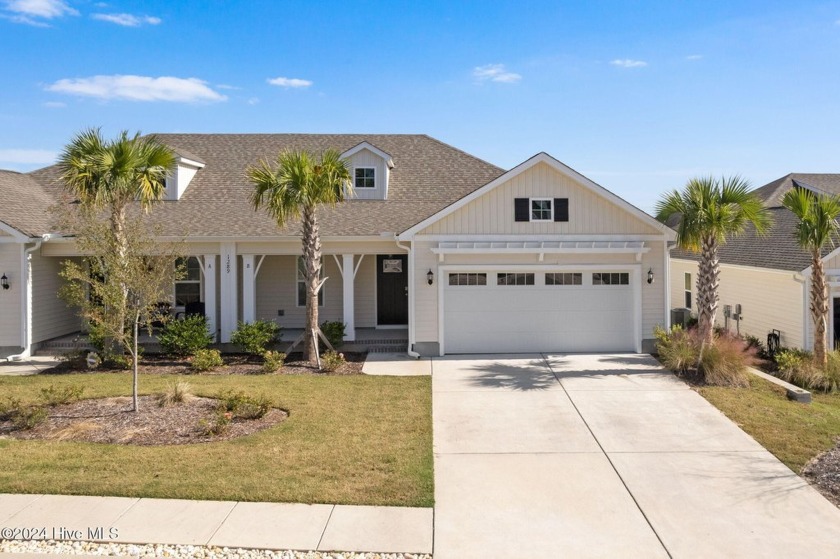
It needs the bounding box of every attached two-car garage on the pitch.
[442,268,638,354]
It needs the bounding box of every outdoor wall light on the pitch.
[647,268,654,284]
[427,269,434,285]
[0,274,8,290]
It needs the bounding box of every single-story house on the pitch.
[0,134,675,359]
[670,173,840,351]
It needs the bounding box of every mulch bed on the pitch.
[1,395,287,446]
[802,439,840,507]
[41,351,365,376]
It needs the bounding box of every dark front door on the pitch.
[377,255,408,325]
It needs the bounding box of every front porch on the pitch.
[34,327,409,356]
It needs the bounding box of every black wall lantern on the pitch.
[427,269,434,285]
[647,268,654,284]
[1,274,8,290]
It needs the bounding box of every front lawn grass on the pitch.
[697,376,840,471]
[0,372,433,507]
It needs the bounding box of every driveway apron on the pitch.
[432,353,840,559]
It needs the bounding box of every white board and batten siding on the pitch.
[412,161,670,355]
[346,148,387,200]
[0,243,22,349]
[670,258,805,349]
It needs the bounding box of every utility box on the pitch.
[671,308,691,328]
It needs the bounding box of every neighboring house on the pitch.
[670,173,840,351]
[0,134,675,358]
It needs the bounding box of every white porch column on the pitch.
[242,254,256,324]
[220,242,238,343]
[203,255,217,343]
[342,254,356,341]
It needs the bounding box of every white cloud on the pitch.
[0,148,57,164]
[2,0,78,25]
[267,77,313,88]
[472,64,522,83]
[610,59,648,68]
[43,101,65,108]
[46,75,227,103]
[216,84,241,90]
[685,54,703,61]
[92,13,161,26]
[247,97,259,105]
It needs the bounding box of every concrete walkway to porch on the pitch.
[432,353,840,559]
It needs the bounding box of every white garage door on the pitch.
[443,270,636,354]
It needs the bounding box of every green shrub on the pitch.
[158,315,213,356]
[0,396,23,421]
[261,351,285,373]
[199,409,232,436]
[191,349,224,372]
[39,384,85,406]
[105,354,132,370]
[320,350,346,372]
[320,321,346,349]
[157,381,193,407]
[13,406,47,430]
[699,334,753,387]
[743,335,768,359]
[215,390,273,419]
[776,348,840,392]
[235,394,273,419]
[655,325,697,374]
[231,320,281,356]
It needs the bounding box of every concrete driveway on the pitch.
[432,353,840,559]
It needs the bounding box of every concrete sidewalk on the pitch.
[0,494,432,555]
[0,357,56,376]
[433,353,840,559]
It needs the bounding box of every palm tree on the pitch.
[782,188,840,366]
[58,129,176,411]
[248,149,352,364]
[656,176,770,346]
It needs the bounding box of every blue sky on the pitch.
[2,0,840,212]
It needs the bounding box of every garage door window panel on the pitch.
[497,273,535,286]
[546,272,582,286]
[448,273,487,286]
[593,272,629,286]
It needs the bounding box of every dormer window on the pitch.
[355,167,376,189]
[531,199,553,221]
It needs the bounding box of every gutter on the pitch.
[6,234,56,362]
[395,237,420,359]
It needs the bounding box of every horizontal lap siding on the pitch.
[641,242,666,339]
[31,254,80,343]
[354,256,376,328]
[0,244,21,347]
[255,255,344,329]
[419,162,661,236]
[670,258,804,348]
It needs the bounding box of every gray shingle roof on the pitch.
[23,134,504,238]
[671,173,840,271]
[0,170,58,237]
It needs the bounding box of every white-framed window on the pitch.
[593,272,629,286]
[684,272,692,309]
[546,272,582,285]
[355,167,375,189]
[448,273,487,286]
[497,273,535,286]
[297,256,325,307]
[175,257,202,307]
[530,198,553,221]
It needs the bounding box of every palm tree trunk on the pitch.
[301,205,322,364]
[697,233,720,346]
[812,249,829,366]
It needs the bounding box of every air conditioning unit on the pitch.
[671,308,691,328]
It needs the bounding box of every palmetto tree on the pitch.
[782,188,840,366]
[656,176,770,346]
[57,128,176,411]
[248,149,352,364]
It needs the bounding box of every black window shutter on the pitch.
[554,198,569,222]
[514,198,529,222]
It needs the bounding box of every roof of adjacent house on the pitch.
[5,134,505,238]
[671,173,840,272]
[0,170,60,237]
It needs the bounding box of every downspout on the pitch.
[395,237,421,358]
[6,234,53,361]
